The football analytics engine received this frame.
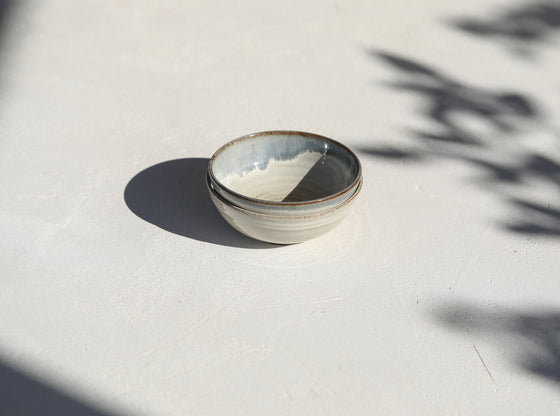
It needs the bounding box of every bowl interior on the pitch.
[210,132,360,203]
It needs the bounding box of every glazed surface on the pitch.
[211,132,360,203]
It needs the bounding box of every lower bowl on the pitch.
[207,174,362,244]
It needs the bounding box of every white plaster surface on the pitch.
[1,0,560,414]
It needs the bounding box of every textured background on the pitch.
[1,0,560,414]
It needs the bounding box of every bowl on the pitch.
[206,173,362,244]
[208,131,362,216]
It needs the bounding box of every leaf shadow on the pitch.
[432,301,560,386]
[360,50,560,238]
[449,1,560,57]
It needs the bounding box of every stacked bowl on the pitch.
[207,131,362,244]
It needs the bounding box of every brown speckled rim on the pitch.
[208,131,362,207]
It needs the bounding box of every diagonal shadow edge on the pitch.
[124,158,275,249]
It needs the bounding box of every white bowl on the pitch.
[208,131,362,216]
[207,173,362,244]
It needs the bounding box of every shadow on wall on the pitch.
[359,51,560,238]
[124,158,276,249]
[432,301,560,386]
[449,0,560,57]
[0,358,128,416]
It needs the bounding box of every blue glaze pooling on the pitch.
[208,131,362,216]
[211,133,359,193]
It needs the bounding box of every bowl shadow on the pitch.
[124,158,276,248]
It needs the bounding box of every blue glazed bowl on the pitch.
[208,131,362,217]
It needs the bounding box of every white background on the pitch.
[1,0,560,414]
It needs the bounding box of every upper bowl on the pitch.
[208,131,362,216]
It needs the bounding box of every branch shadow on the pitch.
[0,0,17,103]
[449,0,560,57]
[374,51,537,146]
[0,0,13,33]
[361,50,560,238]
[124,158,276,248]
[431,301,560,386]
[0,358,128,416]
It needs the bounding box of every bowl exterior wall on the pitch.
[207,182,360,244]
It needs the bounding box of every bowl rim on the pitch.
[206,172,363,220]
[208,130,362,207]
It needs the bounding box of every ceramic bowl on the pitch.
[208,131,362,216]
[206,173,362,244]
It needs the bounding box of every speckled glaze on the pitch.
[207,173,362,244]
[208,131,362,216]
